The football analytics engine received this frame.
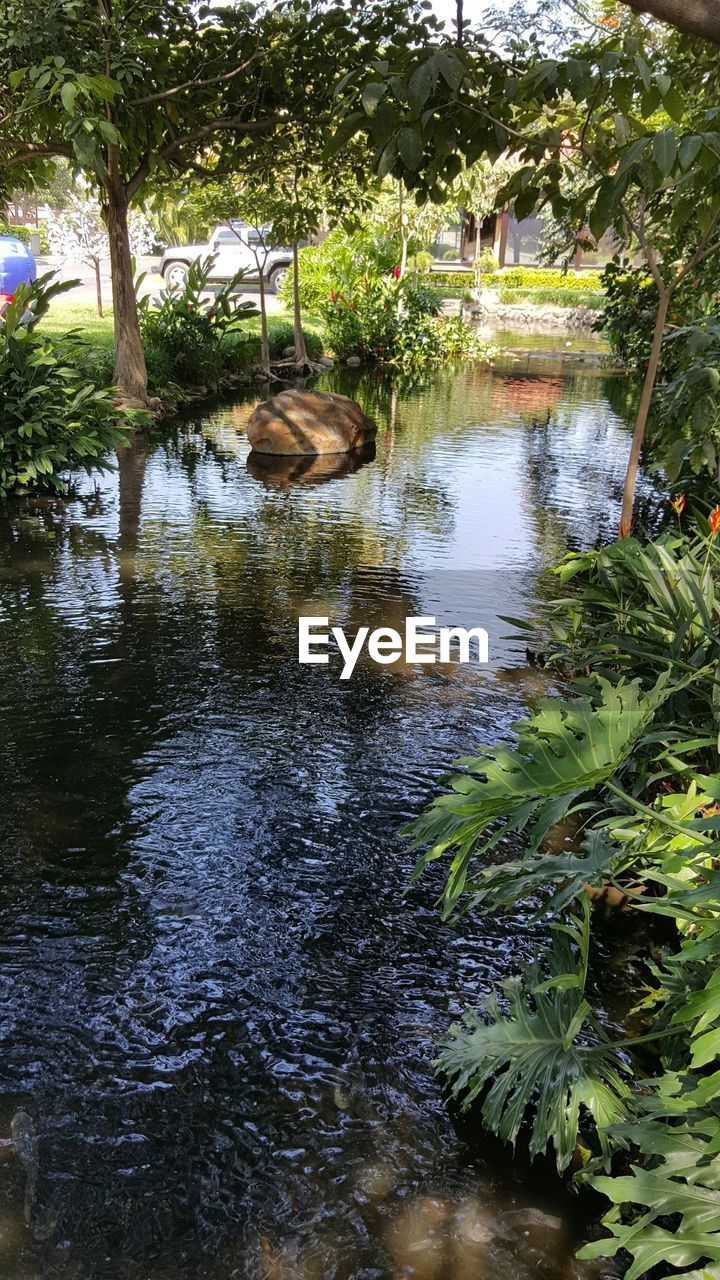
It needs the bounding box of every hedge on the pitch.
[492,267,604,291]
[0,222,49,253]
[428,266,605,293]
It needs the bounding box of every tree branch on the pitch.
[129,49,265,108]
[157,114,284,164]
[619,0,720,46]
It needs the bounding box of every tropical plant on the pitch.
[439,903,632,1172]
[408,514,720,1271]
[137,257,257,389]
[0,274,135,493]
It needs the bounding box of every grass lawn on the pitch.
[39,301,328,387]
[498,286,606,310]
[42,302,115,351]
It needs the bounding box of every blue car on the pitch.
[0,235,37,315]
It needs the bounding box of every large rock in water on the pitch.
[246,389,377,456]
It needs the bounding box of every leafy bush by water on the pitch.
[0,275,135,495]
[138,257,258,389]
[408,516,720,1275]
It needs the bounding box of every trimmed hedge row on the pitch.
[428,266,605,292]
[495,267,604,291]
[0,222,49,253]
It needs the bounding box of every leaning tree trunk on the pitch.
[292,243,309,368]
[104,183,148,404]
[619,287,671,538]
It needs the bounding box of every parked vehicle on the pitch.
[159,223,292,293]
[0,236,37,315]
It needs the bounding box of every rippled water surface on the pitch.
[0,362,643,1279]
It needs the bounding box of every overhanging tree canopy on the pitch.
[0,0,434,400]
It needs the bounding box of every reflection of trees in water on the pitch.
[515,371,647,555]
[0,369,628,1279]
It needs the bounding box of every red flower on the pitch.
[330,290,335,302]
[393,265,400,280]
[710,505,720,537]
[670,493,685,516]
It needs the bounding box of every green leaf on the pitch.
[582,1148,720,1280]
[407,56,437,114]
[377,137,397,179]
[60,81,77,116]
[438,928,630,1172]
[435,49,464,91]
[396,126,422,171]
[361,81,386,116]
[654,129,678,177]
[97,119,120,143]
[406,677,668,919]
[664,84,686,123]
[589,177,622,241]
[679,135,703,170]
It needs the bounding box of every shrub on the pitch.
[495,266,604,291]
[278,229,402,314]
[138,257,258,388]
[0,275,135,494]
[426,271,474,288]
[320,269,488,368]
[0,222,49,253]
[407,518,720,1275]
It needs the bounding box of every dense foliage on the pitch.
[283,229,490,367]
[137,258,258,389]
[408,513,720,1276]
[496,267,604,292]
[0,275,135,494]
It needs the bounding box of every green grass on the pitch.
[498,286,606,310]
[38,302,328,388]
[42,302,115,349]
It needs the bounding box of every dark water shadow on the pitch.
[246,442,376,489]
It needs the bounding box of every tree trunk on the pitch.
[618,287,671,538]
[456,0,464,45]
[292,242,309,367]
[257,266,271,377]
[94,258,103,317]
[620,0,720,45]
[105,184,148,403]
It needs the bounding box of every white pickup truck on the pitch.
[159,222,293,293]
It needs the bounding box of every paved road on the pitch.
[37,255,285,312]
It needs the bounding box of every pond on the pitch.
[0,360,646,1280]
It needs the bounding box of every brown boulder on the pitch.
[246,389,377,456]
